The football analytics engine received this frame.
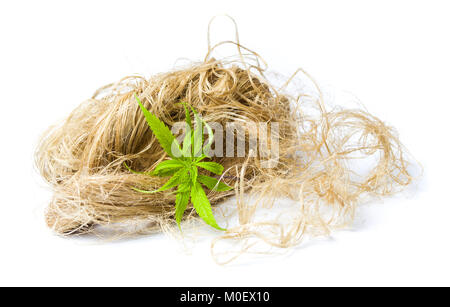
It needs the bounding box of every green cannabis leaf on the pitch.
[126,93,232,230]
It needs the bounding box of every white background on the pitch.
[0,0,449,286]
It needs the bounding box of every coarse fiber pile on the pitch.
[35,25,415,263]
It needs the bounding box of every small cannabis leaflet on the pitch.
[126,93,232,230]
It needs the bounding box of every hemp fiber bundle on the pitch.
[35,19,415,263]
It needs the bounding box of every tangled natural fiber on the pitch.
[35,18,415,263]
